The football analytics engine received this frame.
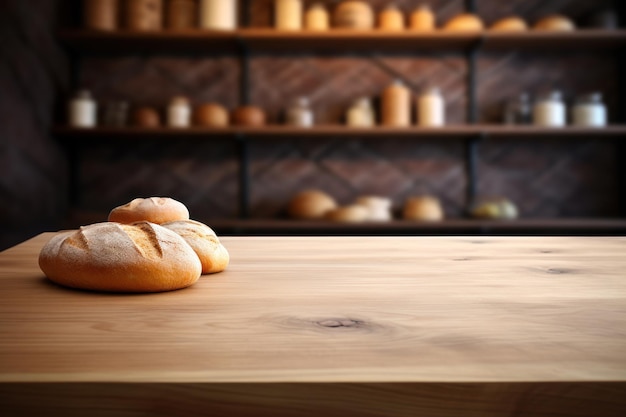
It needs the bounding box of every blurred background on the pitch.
[1,0,625,250]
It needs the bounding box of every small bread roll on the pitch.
[325,205,370,223]
[109,197,189,225]
[490,16,528,32]
[403,196,444,221]
[232,106,266,127]
[355,196,393,221]
[533,15,576,31]
[288,190,337,219]
[444,14,484,31]
[195,103,229,127]
[39,222,202,293]
[162,219,229,274]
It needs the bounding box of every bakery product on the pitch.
[325,205,370,223]
[109,197,189,224]
[232,106,266,127]
[403,196,444,221]
[39,222,202,293]
[490,16,528,31]
[355,196,393,221]
[194,103,230,127]
[443,14,484,31]
[162,219,229,274]
[533,15,576,31]
[287,190,338,219]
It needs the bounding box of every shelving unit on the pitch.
[56,2,626,235]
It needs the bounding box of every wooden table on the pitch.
[1,233,626,416]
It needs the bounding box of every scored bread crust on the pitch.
[162,219,229,274]
[39,222,202,293]
[108,197,190,224]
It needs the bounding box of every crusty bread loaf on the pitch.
[39,222,202,293]
[403,196,444,221]
[443,13,484,31]
[162,219,229,274]
[325,205,370,223]
[287,190,338,220]
[108,197,189,224]
[533,15,576,31]
[490,16,528,31]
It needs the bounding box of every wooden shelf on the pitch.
[59,29,626,54]
[53,125,626,142]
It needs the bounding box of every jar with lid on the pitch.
[126,0,163,31]
[378,4,405,31]
[69,90,98,128]
[286,97,314,127]
[83,0,118,31]
[199,0,237,30]
[166,0,197,30]
[102,101,130,127]
[275,0,303,30]
[381,80,411,127]
[305,3,329,31]
[347,97,376,127]
[533,91,566,127]
[572,92,607,127]
[334,1,374,29]
[410,4,435,31]
[417,87,445,127]
[503,93,531,124]
[167,96,191,127]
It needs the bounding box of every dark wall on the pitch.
[0,0,69,250]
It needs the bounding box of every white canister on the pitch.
[572,93,607,127]
[275,0,303,30]
[346,97,376,127]
[167,96,191,127]
[417,87,445,127]
[69,90,97,128]
[305,3,329,31]
[200,0,237,30]
[286,97,314,127]
[533,91,566,127]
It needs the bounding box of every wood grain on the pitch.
[1,233,626,416]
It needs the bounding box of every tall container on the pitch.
[533,91,566,127]
[381,80,411,127]
[166,0,197,30]
[200,0,237,30]
[83,0,119,31]
[126,0,163,31]
[417,87,445,127]
[305,3,329,31]
[275,0,303,30]
[69,90,98,128]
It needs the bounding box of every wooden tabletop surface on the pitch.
[1,233,626,416]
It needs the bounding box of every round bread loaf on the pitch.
[444,13,484,31]
[162,219,229,274]
[403,196,444,221]
[490,16,528,31]
[287,190,337,219]
[39,222,202,293]
[325,205,370,223]
[109,197,189,224]
[533,15,576,31]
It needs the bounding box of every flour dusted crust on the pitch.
[162,219,229,274]
[39,222,202,293]
[325,205,370,223]
[108,197,189,224]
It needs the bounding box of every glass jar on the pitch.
[83,0,118,31]
[417,87,445,127]
[381,80,411,127]
[102,101,130,127]
[572,93,607,127]
[126,0,163,31]
[69,90,98,128]
[166,0,197,30]
[286,97,314,127]
[503,93,531,124]
[533,91,566,127]
[275,0,303,30]
[167,96,191,127]
[305,3,329,31]
[410,5,435,31]
[199,0,237,30]
[347,97,376,127]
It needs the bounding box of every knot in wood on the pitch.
[317,319,362,328]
